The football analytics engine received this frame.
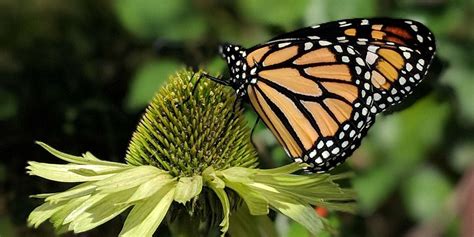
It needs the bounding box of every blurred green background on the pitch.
[1,0,473,236]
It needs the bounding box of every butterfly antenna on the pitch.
[201,72,230,86]
[181,71,204,105]
[183,72,231,103]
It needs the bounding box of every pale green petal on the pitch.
[36,141,87,164]
[63,193,108,224]
[45,182,97,203]
[203,167,225,188]
[30,193,57,199]
[49,195,91,229]
[27,201,67,228]
[70,189,136,233]
[27,161,129,182]
[125,175,176,204]
[207,180,230,236]
[255,173,329,187]
[224,181,269,215]
[82,152,100,161]
[174,176,203,204]
[36,142,127,167]
[256,162,306,175]
[219,167,256,183]
[95,166,165,192]
[119,185,175,237]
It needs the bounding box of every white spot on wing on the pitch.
[366,51,378,65]
[403,52,411,59]
[417,35,424,42]
[347,47,355,55]
[319,40,332,46]
[399,77,406,85]
[399,46,413,52]
[364,71,371,79]
[278,42,291,48]
[368,46,379,53]
[374,93,381,101]
[416,63,423,71]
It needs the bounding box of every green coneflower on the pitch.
[27,70,356,237]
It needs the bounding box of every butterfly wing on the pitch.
[246,42,375,172]
[262,18,436,113]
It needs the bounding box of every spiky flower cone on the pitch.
[125,70,258,176]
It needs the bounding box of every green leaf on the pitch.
[228,204,277,237]
[120,185,175,237]
[115,0,200,40]
[354,95,450,213]
[174,176,203,204]
[287,221,310,237]
[163,15,207,41]
[125,59,183,112]
[271,200,324,236]
[205,57,226,76]
[401,166,453,221]
[238,0,309,28]
[450,142,474,172]
[304,0,376,25]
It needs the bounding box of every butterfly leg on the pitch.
[250,117,260,149]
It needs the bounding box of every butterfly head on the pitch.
[219,43,250,96]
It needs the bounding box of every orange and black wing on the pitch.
[246,42,375,173]
[266,18,436,113]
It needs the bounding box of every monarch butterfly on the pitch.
[206,18,436,173]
